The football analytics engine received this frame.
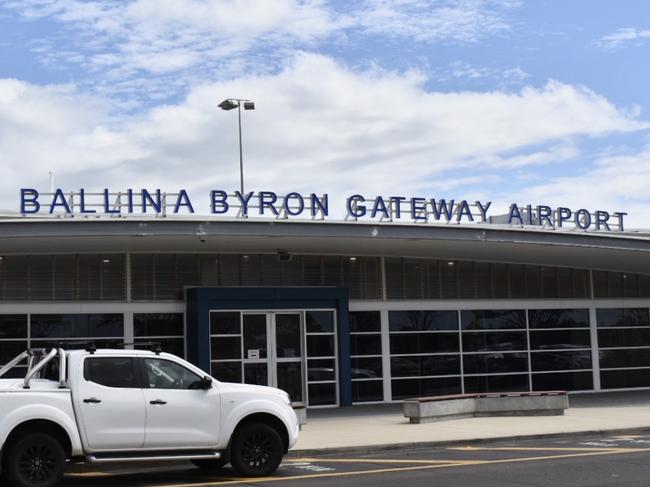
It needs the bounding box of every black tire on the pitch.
[191,458,228,471]
[230,423,284,477]
[3,433,65,487]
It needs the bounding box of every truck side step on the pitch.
[86,450,222,463]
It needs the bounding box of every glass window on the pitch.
[390,333,459,355]
[462,353,528,374]
[144,358,203,390]
[307,359,336,381]
[211,362,241,383]
[306,311,334,333]
[244,363,268,386]
[601,369,650,389]
[211,337,241,360]
[307,335,335,357]
[275,314,301,358]
[210,312,241,335]
[389,310,458,331]
[531,351,592,371]
[462,331,527,352]
[528,309,589,329]
[464,374,529,393]
[243,315,267,359]
[277,362,303,402]
[0,315,27,339]
[134,314,183,336]
[350,335,382,356]
[308,383,337,406]
[31,314,123,338]
[84,357,136,388]
[351,357,383,378]
[350,312,381,333]
[529,330,591,350]
[461,310,526,330]
[598,329,650,348]
[391,355,460,377]
[597,308,650,327]
[0,341,28,365]
[599,349,650,369]
[532,371,593,391]
[391,377,461,400]
[352,380,383,403]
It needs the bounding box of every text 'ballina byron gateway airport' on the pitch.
[1,188,650,407]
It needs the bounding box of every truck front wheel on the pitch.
[230,422,284,477]
[3,433,65,487]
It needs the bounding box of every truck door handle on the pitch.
[150,399,167,405]
[83,398,101,404]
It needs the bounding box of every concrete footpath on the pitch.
[291,390,650,453]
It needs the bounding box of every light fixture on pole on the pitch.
[218,98,255,194]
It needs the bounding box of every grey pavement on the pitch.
[292,390,650,452]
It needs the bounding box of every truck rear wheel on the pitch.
[3,433,65,487]
[230,422,283,477]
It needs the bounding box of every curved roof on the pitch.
[1,218,649,274]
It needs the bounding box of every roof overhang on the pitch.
[0,218,649,274]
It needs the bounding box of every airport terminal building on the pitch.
[2,189,650,407]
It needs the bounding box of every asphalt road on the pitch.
[61,434,650,487]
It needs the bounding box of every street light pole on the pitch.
[237,102,244,195]
[219,98,255,195]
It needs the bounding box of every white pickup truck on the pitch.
[0,345,300,487]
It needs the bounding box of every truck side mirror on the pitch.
[201,376,213,389]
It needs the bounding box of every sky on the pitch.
[0,0,650,226]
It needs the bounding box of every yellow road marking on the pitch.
[65,472,111,477]
[156,447,650,487]
[289,457,477,465]
[449,446,644,452]
[612,435,642,440]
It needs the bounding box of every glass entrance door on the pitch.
[241,312,304,402]
[210,309,339,407]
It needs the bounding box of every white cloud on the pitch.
[514,147,650,228]
[356,0,518,43]
[1,0,521,102]
[597,27,650,49]
[0,53,647,218]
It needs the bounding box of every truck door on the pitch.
[76,356,146,450]
[141,357,221,449]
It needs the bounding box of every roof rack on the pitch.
[117,342,163,355]
[46,341,164,355]
[56,341,97,354]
